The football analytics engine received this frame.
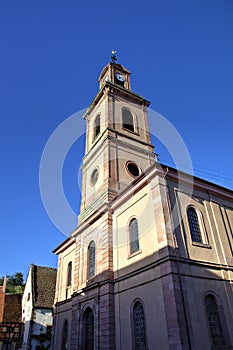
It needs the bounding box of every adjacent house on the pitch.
[21,264,56,350]
[0,280,23,350]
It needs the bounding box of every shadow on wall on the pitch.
[21,319,52,350]
[52,243,233,350]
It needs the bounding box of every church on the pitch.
[51,55,233,350]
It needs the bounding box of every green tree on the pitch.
[0,272,25,293]
[7,272,24,286]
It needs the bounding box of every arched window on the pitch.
[94,114,100,140]
[122,108,134,132]
[205,294,225,346]
[83,308,94,350]
[87,241,95,279]
[129,218,139,255]
[132,301,147,349]
[187,207,203,243]
[61,319,68,350]
[67,261,72,287]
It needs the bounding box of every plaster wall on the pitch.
[167,178,233,264]
[86,99,106,152]
[21,267,33,350]
[30,309,52,350]
[113,183,158,274]
[55,243,76,303]
[180,273,233,349]
[114,276,169,350]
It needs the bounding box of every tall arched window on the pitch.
[129,218,139,255]
[94,114,100,140]
[61,319,68,350]
[67,261,72,287]
[132,301,147,349]
[122,108,134,132]
[205,294,225,346]
[87,241,95,279]
[83,308,94,350]
[187,207,203,243]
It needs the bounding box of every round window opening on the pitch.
[91,168,99,185]
[127,162,140,177]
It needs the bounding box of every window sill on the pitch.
[128,249,142,259]
[192,242,212,249]
[122,127,139,136]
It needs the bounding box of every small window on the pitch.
[129,218,139,255]
[94,114,100,140]
[122,108,134,132]
[205,294,225,346]
[187,207,203,243]
[61,320,68,350]
[126,162,140,177]
[67,261,72,287]
[132,301,147,349]
[87,241,96,279]
[90,168,99,186]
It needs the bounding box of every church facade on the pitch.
[51,59,233,350]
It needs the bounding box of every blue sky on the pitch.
[0,0,233,279]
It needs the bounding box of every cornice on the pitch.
[53,237,76,255]
[83,81,150,119]
[161,164,233,201]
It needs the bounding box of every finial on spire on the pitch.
[111,49,117,63]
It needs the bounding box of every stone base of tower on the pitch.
[55,281,115,350]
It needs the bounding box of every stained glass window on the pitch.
[129,218,139,255]
[133,301,147,349]
[187,207,203,243]
[205,294,225,346]
[88,241,95,279]
[84,308,94,350]
[67,261,72,286]
[82,307,94,350]
[61,320,68,350]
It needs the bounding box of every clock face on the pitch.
[115,73,124,82]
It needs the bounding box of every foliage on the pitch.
[7,272,24,286]
[0,272,25,294]
[14,285,24,293]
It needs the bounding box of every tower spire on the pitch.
[111,49,117,63]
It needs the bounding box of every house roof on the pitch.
[31,265,57,309]
[3,293,22,322]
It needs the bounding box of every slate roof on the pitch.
[31,265,57,309]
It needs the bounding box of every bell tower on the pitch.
[79,52,156,223]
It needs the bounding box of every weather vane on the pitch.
[111,49,117,63]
